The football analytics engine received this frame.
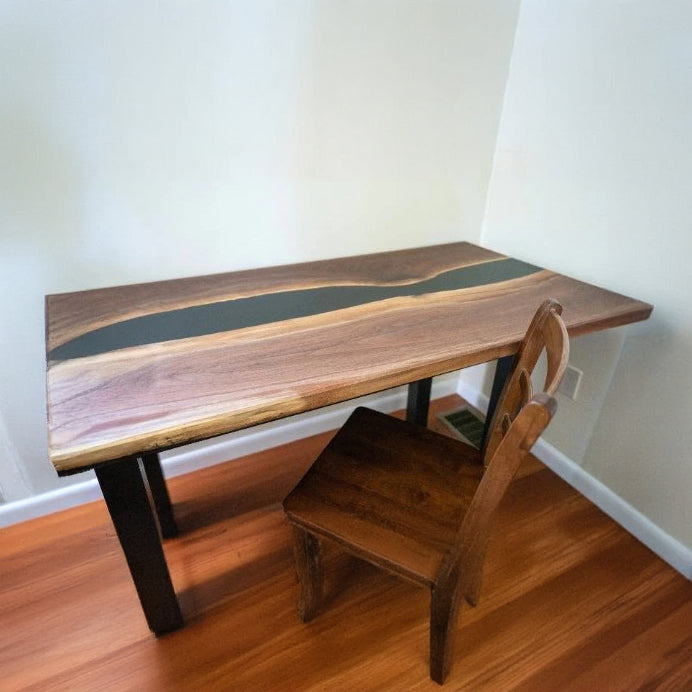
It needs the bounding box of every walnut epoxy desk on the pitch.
[45,242,652,634]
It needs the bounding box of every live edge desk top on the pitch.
[44,242,652,635]
[46,241,652,476]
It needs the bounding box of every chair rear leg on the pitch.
[464,572,483,607]
[430,587,463,684]
[292,525,323,622]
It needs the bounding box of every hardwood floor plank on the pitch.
[1,395,690,691]
[513,578,692,692]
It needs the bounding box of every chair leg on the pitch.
[429,587,463,684]
[462,551,486,607]
[292,526,323,622]
[464,577,482,608]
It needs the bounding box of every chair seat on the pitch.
[283,407,484,586]
[283,301,568,684]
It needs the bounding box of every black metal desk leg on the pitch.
[481,355,516,447]
[141,452,178,538]
[407,377,432,426]
[95,457,183,635]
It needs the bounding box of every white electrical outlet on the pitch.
[559,364,583,400]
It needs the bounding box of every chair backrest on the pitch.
[436,393,558,598]
[482,299,569,464]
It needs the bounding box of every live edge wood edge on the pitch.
[46,243,653,476]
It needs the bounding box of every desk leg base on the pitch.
[96,457,183,635]
[141,452,179,539]
[407,378,432,427]
[481,355,516,449]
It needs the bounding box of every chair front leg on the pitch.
[430,585,463,684]
[292,525,323,622]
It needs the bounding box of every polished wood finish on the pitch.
[2,396,690,691]
[46,243,499,352]
[283,302,570,683]
[292,525,323,622]
[43,244,651,640]
[286,408,486,586]
[45,242,651,473]
[483,298,569,461]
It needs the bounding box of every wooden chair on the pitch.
[282,299,569,684]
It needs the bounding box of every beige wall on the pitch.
[0,1,520,499]
[475,0,692,550]
[2,0,689,567]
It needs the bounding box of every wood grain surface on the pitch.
[3,396,690,691]
[283,302,568,682]
[45,242,652,473]
[46,243,500,351]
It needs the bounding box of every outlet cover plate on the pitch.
[559,364,583,400]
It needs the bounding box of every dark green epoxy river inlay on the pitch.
[50,258,542,361]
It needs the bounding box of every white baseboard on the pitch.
[8,374,688,582]
[0,377,458,529]
[455,379,491,414]
[532,437,692,580]
[0,480,105,529]
[456,379,692,580]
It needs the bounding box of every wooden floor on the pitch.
[2,396,691,691]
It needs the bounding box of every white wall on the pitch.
[0,1,520,500]
[475,0,692,552]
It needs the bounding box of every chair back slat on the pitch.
[519,368,533,408]
[482,299,568,464]
[501,412,511,437]
[436,394,557,599]
[283,298,570,685]
[542,310,570,394]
